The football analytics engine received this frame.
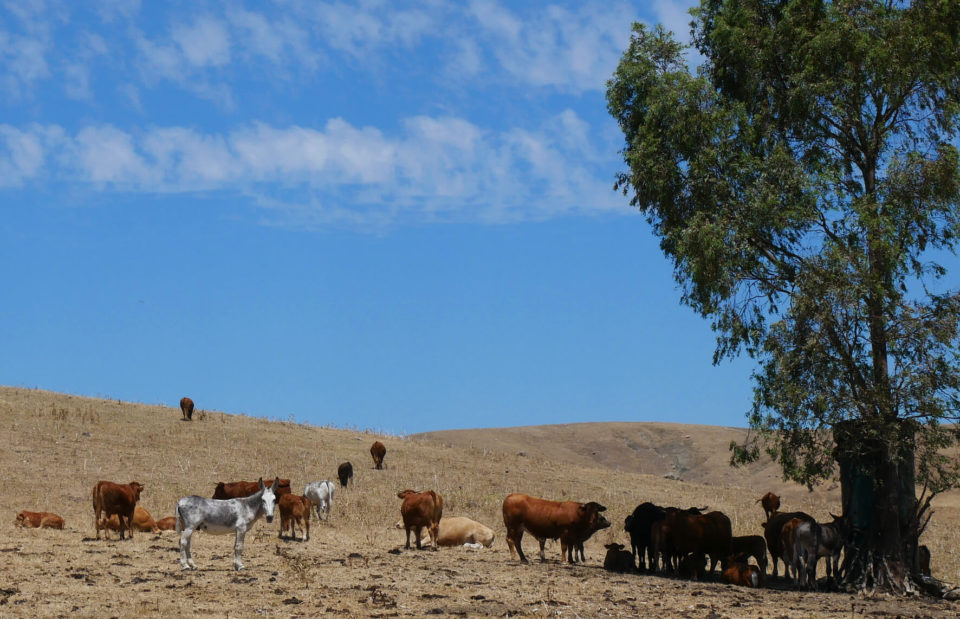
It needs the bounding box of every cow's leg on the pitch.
[405,527,412,550]
[179,528,196,570]
[539,538,548,562]
[233,530,246,571]
[508,529,527,563]
[94,504,102,540]
[430,523,440,551]
[415,527,423,550]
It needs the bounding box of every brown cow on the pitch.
[180,396,194,421]
[212,478,292,499]
[15,510,64,529]
[99,505,159,535]
[156,516,177,531]
[92,480,144,540]
[762,510,814,578]
[502,493,609,564]
[731,535,768,583]
[603,543,635,573]
[756,492,780,521]
[722,560,763,587]
[664,509,732,577]
[370,441,386,470]
[278,494,311,541]
[337,461,354,487]
[398,489,443,550]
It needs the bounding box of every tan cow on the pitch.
[394,516,495,548]
[156,516,177,531]
[99,505,159,535]
[16,510,64,529]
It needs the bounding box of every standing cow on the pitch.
[92,481,144,540]
[398,489,443,550]
[180,397,194,421]
[502,493,609,564]
[337,461,354,487]
[763,510,814,578]
[664,509,732,577]
[370,441,386,470]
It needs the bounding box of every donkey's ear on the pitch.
[257,477,265,490]
[273,476,281,491]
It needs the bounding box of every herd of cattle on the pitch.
[12,415,932,588]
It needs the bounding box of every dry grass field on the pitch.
[1,386,959,618]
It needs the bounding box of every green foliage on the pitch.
[607,1,960,492]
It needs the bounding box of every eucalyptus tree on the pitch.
[607,0,960,592]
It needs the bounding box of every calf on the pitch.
[763,510,814,577]
[502,493,608,564]
[180,396,194,421]
[398,489,443,550]
[213,478,291,499]
[337,461,354,487]
[370,441,386,470]
[278,494,310,541]
[756,492,780,521]
[304,480,335,520]
[15,510,64,529]
[731,535,768,583]
[92,480,144,540]
[395,516,496,548]
[722,560,763,588]
[603,543,635,573]
[156,516,177,531]
[99,505,159,534]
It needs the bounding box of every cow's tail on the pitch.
[175,503,182,535]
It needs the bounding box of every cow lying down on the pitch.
[394,516,495,548]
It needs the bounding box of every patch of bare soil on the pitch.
[1,386,957,617]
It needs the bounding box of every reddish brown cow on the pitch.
[278,494,311,541]
[757,492,780,521]
[15,510,64,529]
[722,560,763,587]
[180,396,194,421]
[212,478,292,499]
[398,489,443,550]
[92,481,144,540]
[502,493,609,564]
[778,517,805,585]
[156,516,177,531]
[762,510,814,578]
[99,505,159,535]
[664,509,732,577]
[370,441,386,470]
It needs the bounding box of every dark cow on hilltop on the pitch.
[370,441,386,470]
[16,510,64,529]
[398,489,443,550]
[757,492,780,521]
[92,480,144,540]
[213,478,291,499]
[502,493,609,564]
[763,510,814,578]
[180,397,194,421]
[664,509,732,578]
[338,461,354,487]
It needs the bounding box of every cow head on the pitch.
[14,512,25,526]
[130,482,144,501]
[604,543,625,551]
[582,502,610,532]
[397,489,417,500]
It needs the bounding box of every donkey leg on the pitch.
[233,530,246,571]
[179,529,196,570]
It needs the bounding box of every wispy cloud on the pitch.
[0,113,624,225]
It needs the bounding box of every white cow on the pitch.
[304,480,335,520]
[393,516,496,548]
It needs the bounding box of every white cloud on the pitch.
[171,16,231,68]
[0,112,625,225]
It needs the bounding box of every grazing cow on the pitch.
[177,477,280,571]
[180,396,194,421]
[722,560,763,587]
[919,545,931,577]
[156,516,177,531]
[757,492,780,521]
[395,516,496,548]
[603,543,635,573]
[92,480,144,540]
[763,510,814,578]
[731,535,768,583]
[15,510,64,529]
[664,509,732,577]
[502,493,609,564]
[370,441,386,470]
[817,513,848,582]
[99,505,159,534]
[303,480,335,520]
[398,489,443,550]
[278,494,311,541]
[213,478,291,499]
[337,461,354,487]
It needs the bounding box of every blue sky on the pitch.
[0,0,756,434]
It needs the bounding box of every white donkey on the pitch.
[176,476,279,571]
[304,480,335,520]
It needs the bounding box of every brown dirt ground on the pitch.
[1,386,958,618]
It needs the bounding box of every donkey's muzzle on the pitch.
[265,516,274,523]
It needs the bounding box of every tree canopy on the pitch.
[607,0,960,591]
